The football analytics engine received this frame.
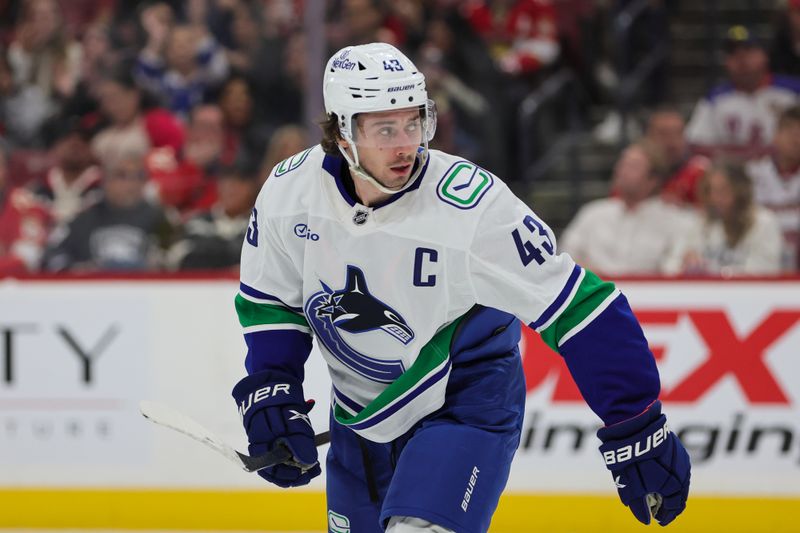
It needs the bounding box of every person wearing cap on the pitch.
[685,25,800,160]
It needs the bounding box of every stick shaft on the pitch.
[139,400,330,472]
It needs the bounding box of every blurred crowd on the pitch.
[563,12,800,278]
[0,0,799,278]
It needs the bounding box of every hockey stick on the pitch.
[139,400,331,472]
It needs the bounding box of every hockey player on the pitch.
[232,43,690,533]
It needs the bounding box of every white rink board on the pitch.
[0,278,798,496]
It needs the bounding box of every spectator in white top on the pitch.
[663,160,782,276]
[7,0,82,100]
[685,25,800,160]
[746,105,800,271]
[560,141,689,275]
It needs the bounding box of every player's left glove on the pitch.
[597,401,691,526]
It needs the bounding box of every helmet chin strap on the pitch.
[337,140,429,196]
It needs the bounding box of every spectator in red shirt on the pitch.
[462,0,560,77]
[0,143,50,275]
[92,68,185,168]
[146,104,226,219]
[645,107,710,206]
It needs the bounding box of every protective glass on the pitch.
[350,100,437,149]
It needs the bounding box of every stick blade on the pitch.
[139,400,249,471]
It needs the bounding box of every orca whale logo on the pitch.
[305,265,412,383]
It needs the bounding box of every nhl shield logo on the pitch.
[352,209,369,225]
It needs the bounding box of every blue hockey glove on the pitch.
[232,370,321,487]
[597,401,690,526]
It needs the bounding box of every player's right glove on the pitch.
[597,401,691,526]
[232,369,321,487]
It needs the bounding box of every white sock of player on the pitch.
[385,516,456,533]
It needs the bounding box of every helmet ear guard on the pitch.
[322,43,436,195]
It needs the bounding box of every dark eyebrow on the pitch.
[367,115,421,128]
[368,119,399,127]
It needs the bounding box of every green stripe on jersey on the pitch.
[235,294,309,329]
[539,269,616,352]
[333,315,464,426]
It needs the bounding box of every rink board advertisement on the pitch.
[1,277,799,531]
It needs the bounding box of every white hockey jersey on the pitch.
[237,146,626,442]
[746,156,800,270]
[686,76,800,151]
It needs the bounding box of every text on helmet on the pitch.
[333,50,356,71]
[388,84,416,92]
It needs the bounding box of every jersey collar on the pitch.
[321,148,429,209]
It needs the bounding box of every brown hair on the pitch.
[646,105,685,126]
[699,159,754,247]
[778,104,800,129]
[319,113,342,155]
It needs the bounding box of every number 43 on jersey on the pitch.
[512,214,554,266]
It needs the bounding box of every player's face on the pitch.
[612,145,656,200]
[725,46,768,90]
[98,80,140,125]
[351,108,423,190]
[55,133,93,173]
[647,112,686,165]
[103,157,147,209]
[706,170,736,219]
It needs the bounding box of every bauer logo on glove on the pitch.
[237,383,292,418]
[602,421,670,466]
[597,401,691,526]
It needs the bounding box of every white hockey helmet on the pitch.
[323,43,436,194]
